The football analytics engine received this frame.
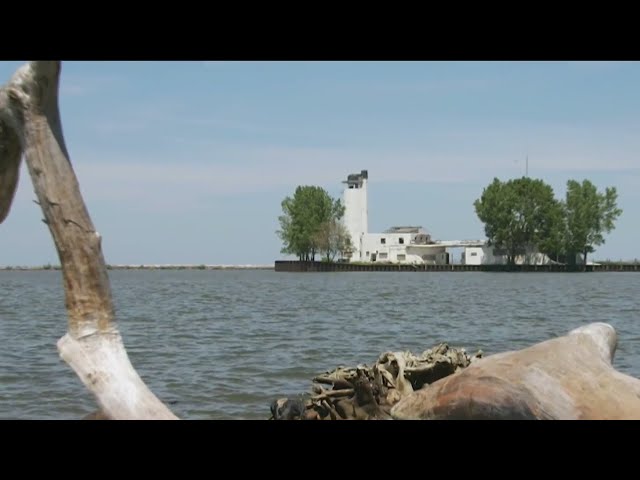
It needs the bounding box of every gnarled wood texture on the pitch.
[272,344,477,420]
[0,61,177,419]
[391,323,640,420]
[0,78,23,223]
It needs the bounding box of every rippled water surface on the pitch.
[1,270,639,419]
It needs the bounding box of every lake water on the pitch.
[1,270,639,419]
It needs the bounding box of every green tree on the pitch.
[277,186,345,261]
[564,179,622,267]
[311,219,352,262]
[537,200,567,263]
[474,177,561,265]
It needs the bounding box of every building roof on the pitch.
[384,226,423,234]
[342,170,368,185]
[433,240,486,247]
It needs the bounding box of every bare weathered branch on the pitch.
[1,61,176,419]
[310,388,354,402]
[312,376,353,390]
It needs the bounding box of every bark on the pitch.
[507,252,515,266]
[0,61,177,419]
[0,111,21,224]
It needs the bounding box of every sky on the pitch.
[0,61,638,266]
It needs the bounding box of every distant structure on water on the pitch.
[341,169,553,266]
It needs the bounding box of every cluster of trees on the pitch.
[474,177,622,266]
[277,186,352,261]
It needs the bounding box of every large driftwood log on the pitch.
[391,323,640,420]
[0,61,177,419]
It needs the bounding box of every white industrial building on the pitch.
[341,170,552,266]
[461,246,551,266]
[342,170,482,265]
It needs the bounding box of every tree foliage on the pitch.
[474,177,560,265]
[277,186,346,261]
[474,177,623,266]
[311,219,352,262]
[537,200,567,263]
[564,179,622,265]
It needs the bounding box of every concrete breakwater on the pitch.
[275,260,640,273]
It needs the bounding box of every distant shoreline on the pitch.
[0,264,275,271]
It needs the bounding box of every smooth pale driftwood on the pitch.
[391,323,640,420]
[0,61,177,419]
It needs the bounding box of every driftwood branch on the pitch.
[0,61,177,419]
[312,377,354,390]
[310,388,354,401]
[272,343,478,420]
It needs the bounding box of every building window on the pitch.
[399,238,404,244]
[470,252,478,257]
[379,252,388,260]
[397,254,406,261]
[366,251,369,256]
[381,238,386,244]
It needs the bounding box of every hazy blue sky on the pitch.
[0,61,638,265]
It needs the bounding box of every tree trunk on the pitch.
[0,61,177,419]
[583,249,588,271]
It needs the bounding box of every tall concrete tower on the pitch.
[342,170,368,261]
